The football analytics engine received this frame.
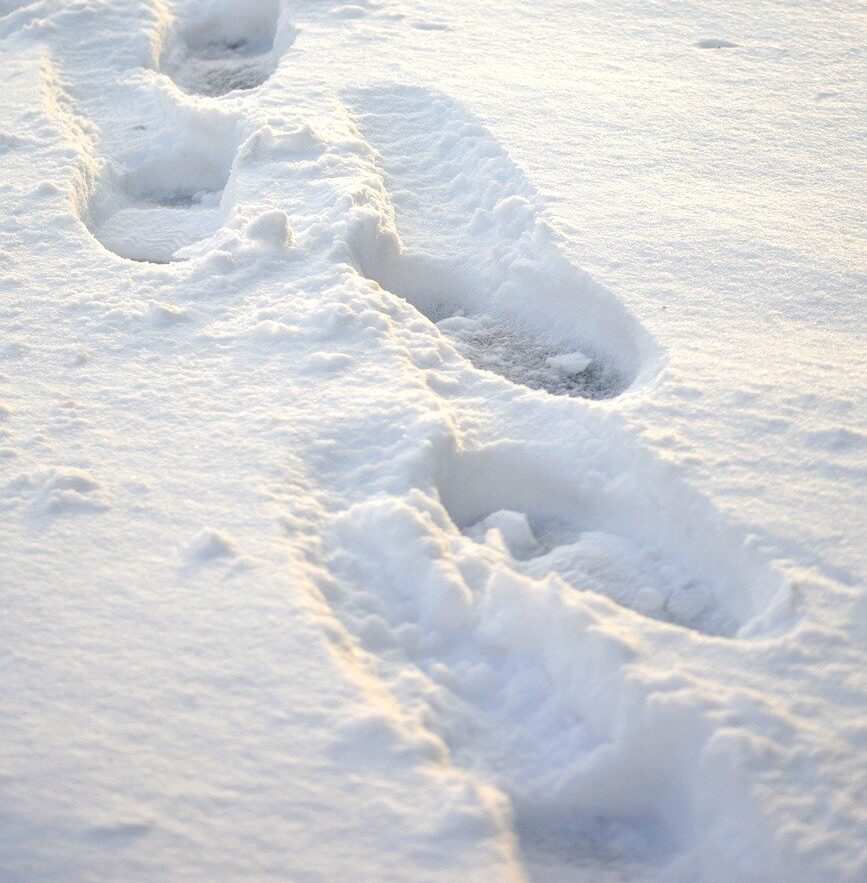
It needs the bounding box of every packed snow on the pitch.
[0,0,864,881]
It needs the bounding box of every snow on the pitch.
[0,0,865,881]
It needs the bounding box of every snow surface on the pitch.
[0,0,865,881]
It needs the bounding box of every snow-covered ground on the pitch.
[1,1,864,880]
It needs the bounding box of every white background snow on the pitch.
[0,0,864,881]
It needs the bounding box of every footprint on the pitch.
[83,107,241,263]
[342,86,657,400]
[434,443,791,637]
[323,424,793,866]
[696,38,739,49]
[160,0,294,97]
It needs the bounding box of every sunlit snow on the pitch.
[1,1,864,881]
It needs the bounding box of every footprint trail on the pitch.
[318,83,796,873]
[42,2,806,877]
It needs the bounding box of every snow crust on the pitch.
[0,1,864,881]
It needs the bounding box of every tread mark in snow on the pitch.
[342,86,656,400]
[160,0,293,97]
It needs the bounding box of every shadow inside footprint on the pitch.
[361,249,628,399]
[160,0,291,97]
[83,112,240,264]
[164,38,274,98]
[88,187,225,264]
[437,314,625,400]
[436,443,791,638]
[344,86,654,400]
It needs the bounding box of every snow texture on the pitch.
[0,1,864,882]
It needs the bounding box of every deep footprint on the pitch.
[344,86,654,399]
[88,189,224,264]
[435,443,791,638]
[83,110,240,263]
[438,314,623,400]
[324,490,660,868]
[160,0,291,97]
[321,424,793,868]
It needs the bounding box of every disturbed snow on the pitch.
[0,1,864,882]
